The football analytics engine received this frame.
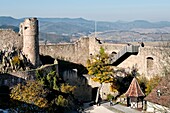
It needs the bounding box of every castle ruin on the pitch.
[0,18,170,101]
[39,37,168,78]
[20,18,40,67]
[0,18,169,78]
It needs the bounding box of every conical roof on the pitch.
[125,77,145,97]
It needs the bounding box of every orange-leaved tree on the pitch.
[87,47,114,103]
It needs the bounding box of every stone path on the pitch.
[83,102,142,113]
[84,105,114,113]
[102,102,142,113]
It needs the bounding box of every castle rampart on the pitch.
[40,38,169,78]
[118,46,166,78]
[40,37,90,65]
[40,37,126,66]
[0,18,169,78]
[1,18,170,102]
[0,64,58,87]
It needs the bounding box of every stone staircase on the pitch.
[110,45,140,66]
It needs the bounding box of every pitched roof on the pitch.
[145,75,170,108]
[125,77,145,97]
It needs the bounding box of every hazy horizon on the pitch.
[2,16,170,23]
[1,0,170,22]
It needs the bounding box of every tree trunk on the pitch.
[95,83,102,104]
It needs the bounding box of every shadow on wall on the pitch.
[57,60,94,102]
[39,55,93,102]
[39,55,88,75]
[0,96,47,112]
[114,75,133,96]
[0,73,27,109]
[0,74,25,109]
[57,59,88,76]
[40,54,55,65]
[0,85,10,109]
[0,73,25,88]
[0,79,42,111]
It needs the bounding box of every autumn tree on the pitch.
[10,81,50,112]
[145,75,162,95]
[87,47,114,103]
[10,71,77,112]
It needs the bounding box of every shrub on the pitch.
[55,95,68,107]
[60,83,76,94]
[107,94,114,101]
[145,75,162,95]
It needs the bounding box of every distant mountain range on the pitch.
[1,16,170,43]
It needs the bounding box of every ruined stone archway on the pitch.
[109,51,117,58]
[146,57,154,77]
[111,51,117,54]
[147,57,154,70]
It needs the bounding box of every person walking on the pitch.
[110,98,113,106]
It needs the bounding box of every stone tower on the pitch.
[20,18,39,67]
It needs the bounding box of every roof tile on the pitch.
[125,77,145,97]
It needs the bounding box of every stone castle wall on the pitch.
[0,29,22,50]
[40,43,75,61]
[40,37,126,66]
[61,69,92,101]
[88,37,126,55]
[118,46,163,78]
[0,19,169,78]
[84,74,117,100]
[39,37,168,77]
[0,64,58,87]
[0,19,170,102]
[40,37,90,65]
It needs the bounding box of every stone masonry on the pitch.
[20,18,40,67]
[0,18,169,78]
[0,18,170,101]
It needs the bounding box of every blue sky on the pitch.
[1,0,170,22]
